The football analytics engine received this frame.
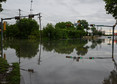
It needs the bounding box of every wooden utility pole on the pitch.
[1,18,3,58]
[18,9,21,64]
[19,9,21,18]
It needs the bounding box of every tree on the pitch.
[103,0,117,19]
[55,22,66,29]
[91,27,97,36]
[55,21,74,29]
[6,24,19,37]
[65,21,74,28]
[42,23,55,39]
[6,18,39,38]
[16,18,39,38]
[0,0,6,11]
[76,20,89,31]
[80,20,89,30]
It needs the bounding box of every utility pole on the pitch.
[38,13,42,40]
[18,9,21,64]
[112,20,117,58]
[1,18,3,58]
[38,13,42,65]
[19,9,21,18]
[30,0,33,14]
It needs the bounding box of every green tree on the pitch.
[91,27,97,35]
[42,23,55,39]
[76,20,89,31]
[103,0,117,19]
[0,0,6,11]
[6,24,19,37]
[80,20,89,30]
[16,18,39,38]
[65,21,74,28]
[55,21,74,29]
[55,22,66,29]
[6,18,39,38]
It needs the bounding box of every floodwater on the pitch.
[3,36,117,84]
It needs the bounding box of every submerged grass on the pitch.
[0,57,20,84]
[0,58,9,74]
[7,63,20,84]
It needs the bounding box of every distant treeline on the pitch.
[4,18,103,39]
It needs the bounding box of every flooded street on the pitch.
[3,36,117,84]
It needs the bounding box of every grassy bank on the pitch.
[7,63,20,84]
[0,58,20,84]
[0,58,9,74]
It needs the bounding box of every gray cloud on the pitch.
[0,0,116,29]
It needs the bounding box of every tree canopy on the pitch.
[0,0,6,11]
[55,21,74,29]
[103,0,117,19]
[6,18,39,38]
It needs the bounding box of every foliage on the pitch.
[91,27,96,35]
[77,20,89,30]
[7,63,20,84]
[0,0,6,11]
[55,21,74,29]
[0,58,20,84]
[42,22,86,39]
[6,18,39,38]
[16,18,39,38]
[55,22,66,29]
[0,57,9,74]
[42,23,56,39]
[103,0,117,19]
[4,39,39,58]
[5,24,19,37]
[5,19,101,39]
[90,27,103,36]
[76,24,84,30]
[42,39,89,55]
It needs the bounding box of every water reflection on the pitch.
[42,40,79,54]
[103,39,117,84]
[66,56,112,62]
[103,58,117,84]
[4,39,104,58]
[2,37,117,84]
[90,39,103,49]
[42,39,103,55]
[4,39,39,58]
[63,38,117,84]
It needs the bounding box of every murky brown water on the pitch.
[3,36,117,84]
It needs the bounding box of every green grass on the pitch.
[0,57,9,74]
[7,63,20,84]
[0,58,20,84]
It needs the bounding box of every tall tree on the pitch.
[55,21,74,29]
[76,20,89,31]
[16,18,39,38]
[103,0,117,19]
[0,0,6,11]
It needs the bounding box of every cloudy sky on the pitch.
[0,0,117,31]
